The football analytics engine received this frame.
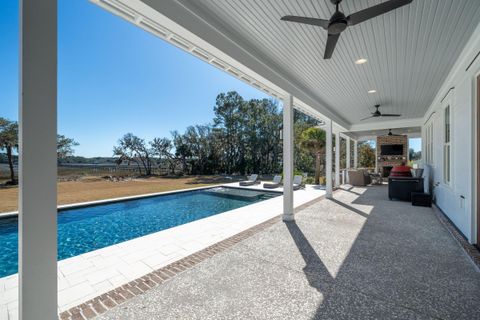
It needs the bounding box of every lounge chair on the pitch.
[293,175,303,190]
[239,174,259,186]
[263,175,282,189]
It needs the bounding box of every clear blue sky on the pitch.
[0,1,421,157]
[409,138,421,152]
[0,0,270,157]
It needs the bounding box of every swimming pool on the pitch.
[0,187,279,278]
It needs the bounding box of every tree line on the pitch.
[0,117,78,184]
[112,91,377,180]
[1,91,377,185]
[113,91,284,176]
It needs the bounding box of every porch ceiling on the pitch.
[350,126,421,141]
[171,0,480,126]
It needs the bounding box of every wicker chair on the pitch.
[347,169,372,186]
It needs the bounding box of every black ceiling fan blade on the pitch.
[280,15,329,29]
[360,115,375,121]
[324,33,340,59]
[347,0,413,26]
[380,114,402,117]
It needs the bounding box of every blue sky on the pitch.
[0,1,420,157]
[0,0,269,157]
[409,138,421,152]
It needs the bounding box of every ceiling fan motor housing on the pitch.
[329,11,348,34]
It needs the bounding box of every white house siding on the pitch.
[422,22,480,244]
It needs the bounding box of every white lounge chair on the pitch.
[293,175,303,190]
[263,175,282,189]
[239,174,259,186]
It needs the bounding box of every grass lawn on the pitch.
[0,175,242,213]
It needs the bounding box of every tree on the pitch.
[293,110,323,178]
[171,130,192,174]
[210,92,282,175]
[113,133,154,175]
[57,135,79,159]
[151,137,176,174]
[299,127,326,184]
[1,119,79,183]
[213,91,244,174]
[409,148,421,161]
[358,142,376,168]
[0,118,18,184]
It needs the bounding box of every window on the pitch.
[424,120,434,164]
[444,105,451,184]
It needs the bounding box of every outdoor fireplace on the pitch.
[376,135,408,175]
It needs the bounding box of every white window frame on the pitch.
[443,104,452,186]
[424,119,434,165]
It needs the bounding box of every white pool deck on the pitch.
[0,182,325,319]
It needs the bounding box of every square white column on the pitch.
[335,133,340,187]
[354,140,358,168]
[325,120,333,198]
[19,1,58,319]
[282,94,294,221]
[346,137,351,169]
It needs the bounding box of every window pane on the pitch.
[445,106,450,143]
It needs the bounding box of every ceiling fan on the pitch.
[386,129,402,136]
[280,0,413,59]
[361,105,401,121]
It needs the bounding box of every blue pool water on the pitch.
[0,187,279,278]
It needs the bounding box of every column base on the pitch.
[282,214,295,222]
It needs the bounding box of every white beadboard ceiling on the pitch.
[352,126,421,140]
[176,0,480,125]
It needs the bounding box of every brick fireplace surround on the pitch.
[376,135,408,177]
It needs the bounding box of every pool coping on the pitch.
[0,183,282,219]
[58,193,326,320]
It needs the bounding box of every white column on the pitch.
[346,137,351,169]
[19,1,58,319]
[326,119,333,199]
[335,133,340,187]
[354,140,358,168]
[282,94,294,221]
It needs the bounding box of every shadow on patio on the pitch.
[98,185,480,320]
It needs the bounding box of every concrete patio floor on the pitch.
[99,185,480,320]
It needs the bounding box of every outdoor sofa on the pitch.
[388,176,424,201]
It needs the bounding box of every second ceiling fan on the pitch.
[361,105,401,121]
[281,0,413,59]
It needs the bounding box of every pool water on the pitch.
[0,187,279,278]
